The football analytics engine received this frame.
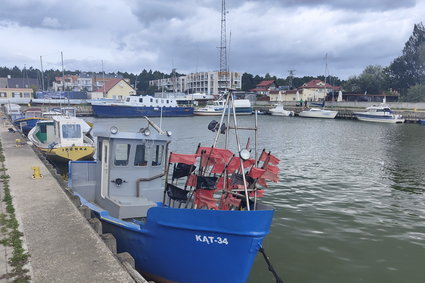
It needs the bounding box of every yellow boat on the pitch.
[28,116,95,162]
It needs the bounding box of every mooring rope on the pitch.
[259,246,284,283]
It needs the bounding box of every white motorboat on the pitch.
[194,99,253,116]
[353,104,404,123]
[298,108,338,119]
[269,104,294,117]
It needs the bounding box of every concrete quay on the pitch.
[0,124,135,282]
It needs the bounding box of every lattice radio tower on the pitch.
[219,0,228,89]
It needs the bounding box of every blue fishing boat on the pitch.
[90,95,194,118]
[13,107,48,136]
[69,91,281,283]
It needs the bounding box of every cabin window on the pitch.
[62,124,81,139]
[97,141,102,161]
[126,97,130,102]
[134,144,148,166]
[150,98,153,102]
[114,144,130,166]
[152,145,164,166]
[139,98,143,103]
[166,100,169,104]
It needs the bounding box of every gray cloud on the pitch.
[228,0,417,12]
[0,0,423,80]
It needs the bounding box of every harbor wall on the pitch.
[255,101,425,110]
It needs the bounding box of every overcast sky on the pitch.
[0,0,424,79]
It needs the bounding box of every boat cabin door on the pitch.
[100,139,110,198]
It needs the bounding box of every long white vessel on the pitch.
[298,108,338,119]
[353,104,404,123]
[91,95,194,117]
[194,99,253,116]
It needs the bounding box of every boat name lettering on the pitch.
[195,235,229,245]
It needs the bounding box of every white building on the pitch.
[52,73,124,92]
[149,71,242,95]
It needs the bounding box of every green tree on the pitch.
[403,83,425,102]
[241,73,255,91]
[388,22,425,97]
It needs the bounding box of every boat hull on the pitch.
[92,104,194,118]
[298,110,338,119]
[193,107,253,116]
[270,111,294,117]
[354,113,405,123]
[88,202,274,283]
[13,118,47,135]
[38,146,95,162]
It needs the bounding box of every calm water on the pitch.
[90,116,425,283]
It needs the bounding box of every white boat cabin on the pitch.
[123,95,179,107]
[70,122,172,219]
[35,116,88,147]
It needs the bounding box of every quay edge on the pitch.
[0,116,137,282]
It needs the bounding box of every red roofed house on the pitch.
[249,80,279,96]
[298,79,340,101]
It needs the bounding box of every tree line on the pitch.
[1,23,424,101]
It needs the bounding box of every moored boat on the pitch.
[194,98,253,116]
[298,107,338,119]
[270,103,294,116]
[28,116,94,161]
[353,104,404,123]
[91,95,194,118]
[68,92,281,283]
[13,107,48,135]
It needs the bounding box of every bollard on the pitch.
[16,138,25,147]
[32,166,43,179]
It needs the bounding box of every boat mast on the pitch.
[324,53,328,106]
[102,60,106,98]
[40,56,45,92]
[61,51,65,108]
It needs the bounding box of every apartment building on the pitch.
[149,71,242,95]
